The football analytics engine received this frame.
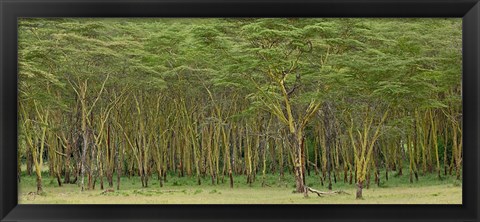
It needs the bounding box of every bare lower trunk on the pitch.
[107,173,113,188]
[80,133,87,191]
[26,151,33,176]
[100,174,104,190]
[294,165,306,193]
[144,168,148,187]
[356,181,363,199]
[88,174,93,190]
[327,171,332,190]
[92,177,97,190]
[56,172,62,187]
[116,169,121,190]
[157,166,163,187]
[116,140,122,190]
[64,147,71,184]
[229,169,234,188]
[294,150,306,194]
[36,176,43,194]
[349,169,353,184]
[291,130,307,197]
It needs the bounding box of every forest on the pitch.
[17,18,462,204]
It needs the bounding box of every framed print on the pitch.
[1,0,479,221]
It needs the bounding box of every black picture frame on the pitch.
[1,0,479,221]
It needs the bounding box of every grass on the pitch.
[18,171,462,204]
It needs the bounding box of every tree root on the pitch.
[305,186,349,197]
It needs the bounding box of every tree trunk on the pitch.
[292,131,306,195]
[56,172,62,187]
[229,169,234,188]
[26,150,33,176]
[64,143,71,184]
[356,181,363,199]
[80,128,88,191]
[36,175,43,194]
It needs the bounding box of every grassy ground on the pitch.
[18,171,462,204]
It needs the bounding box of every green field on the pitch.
[19,172,462,204]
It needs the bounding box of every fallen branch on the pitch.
[161,190,184,193]
[100,188,115,195]
[306,186,349,197]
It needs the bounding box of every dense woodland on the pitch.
[18,18,462,200]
